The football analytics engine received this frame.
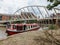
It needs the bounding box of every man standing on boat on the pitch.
[24,25,26,31]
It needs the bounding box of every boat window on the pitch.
[28,26,30,29]
[7,25,11,28]
[13,25,16,29]
[33,25,37,27]
[16,26,23,30]
[31,26,32,28]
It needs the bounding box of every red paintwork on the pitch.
[6,27,40,36]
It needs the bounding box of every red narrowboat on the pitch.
[6,23,40,35]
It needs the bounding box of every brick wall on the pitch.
[2,15,10,20]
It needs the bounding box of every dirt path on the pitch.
[0,30,44,45]
[0,28,60,45]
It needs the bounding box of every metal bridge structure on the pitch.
[0,5,60,25]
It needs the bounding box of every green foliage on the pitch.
[48,25,57,30]
[13,21,24,24]
[47,0,60,10]
[47,0,54,2]
[12,20,37,24]
[27,20,37,23]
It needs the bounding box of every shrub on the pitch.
[48,24,57,30]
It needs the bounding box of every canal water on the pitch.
[0,30,7,40]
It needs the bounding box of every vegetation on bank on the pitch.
[12,20,37,24]
[48,24,58,30]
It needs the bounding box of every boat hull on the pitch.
[6,27,40,36]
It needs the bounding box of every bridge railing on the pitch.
[0,5,60,25]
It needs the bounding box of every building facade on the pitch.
[0,14,11,21]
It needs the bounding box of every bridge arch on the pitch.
[12,5,60,27]
[0,5,60,27]
[14,5,59,19]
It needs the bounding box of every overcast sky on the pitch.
[0,0,49,14]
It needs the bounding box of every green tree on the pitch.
[47,0,60,10]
